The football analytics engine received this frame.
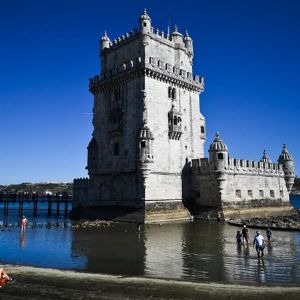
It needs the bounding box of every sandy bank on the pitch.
[0,265,299,299]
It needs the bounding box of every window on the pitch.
[141,141,145,148]
[236,190,242,198]
[143,22,147,27]
[114,142,119,156]
[168,87,172,98]
[259,190,264,198]
[248,190,253,198]
[280,190,284,197]
[217,153,224,160]
[270,190,275,198]
[201,126,205,134]
[174,116,178,125]
[172,88,176,100]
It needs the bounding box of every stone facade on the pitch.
[73,10,295,222]
[190,134,295,219]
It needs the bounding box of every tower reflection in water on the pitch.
[71,222,300,284]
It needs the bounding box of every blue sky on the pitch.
[0,0,299,184]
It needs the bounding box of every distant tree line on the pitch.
[0,182,73,196]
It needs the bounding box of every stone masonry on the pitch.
[73,10,295,222]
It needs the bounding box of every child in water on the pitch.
[21,215,28,231]
[236,230,242,244]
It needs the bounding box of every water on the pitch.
[290,194,300,209]
[0,198,299,285]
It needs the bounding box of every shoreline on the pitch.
[228,214,300,231]
[1,265,300,299]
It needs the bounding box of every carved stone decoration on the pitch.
[168,105,182,140]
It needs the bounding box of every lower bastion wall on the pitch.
[191,154,294,219]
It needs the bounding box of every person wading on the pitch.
[253,230,265,257]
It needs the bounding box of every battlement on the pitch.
[227,158,284,174]
[107,29,139,50]
[192,157,284,176]
[192,158,210,172]
[100,25,192,53]
[89,55,204,92]
[73,177,89,188]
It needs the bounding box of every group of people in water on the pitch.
[0,215,28,287]
[236,225,272,257]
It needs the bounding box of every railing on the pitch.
[0,192,72,217]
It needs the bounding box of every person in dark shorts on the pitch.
[236,230,242,244]
[242,225,249,245]
[266,227,272,241]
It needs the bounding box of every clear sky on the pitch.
[0,0,299,184]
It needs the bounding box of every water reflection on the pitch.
[71,221,300,284]
[0,217,300,285]
[144,223,184,278]
[19,231,26,248]
[72,224,146,275]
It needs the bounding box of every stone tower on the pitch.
[73,10,205,222]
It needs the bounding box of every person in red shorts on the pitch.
[0,268,15,287]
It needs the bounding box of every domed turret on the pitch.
[100,31,111,51]
[260,150,272,163]
[184,30,193,57]
[139,8,151,34]
[137,125,154,164]
[209,133,229,171]
[278,144,295,192]
[171,24,183,44]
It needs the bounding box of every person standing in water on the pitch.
[266,227,272,242]
[21,215,28,231]
[242,225,249,245]
[253,230,265,257]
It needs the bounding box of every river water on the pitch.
[0,197,299,286]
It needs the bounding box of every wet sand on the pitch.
[1,265,300,299]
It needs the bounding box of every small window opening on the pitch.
[114,142,119,156]
[217,153,224,160]
[168,87,172,98]
[141,141,146,148]
[172,88,176,100]
[259,190,264,198]
[236,190,242,198]
[143,22,147,27]
[201,126,205,134]
[174,116,178,125]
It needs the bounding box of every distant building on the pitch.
[73,10,295,222]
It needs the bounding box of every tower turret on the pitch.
[184,30,193,58]
[100,31,110,51]
[171,25,183,44]
[209,133,229,171]
[260,150,272,163]
[278,144,295,192]
[139,8,151,34]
